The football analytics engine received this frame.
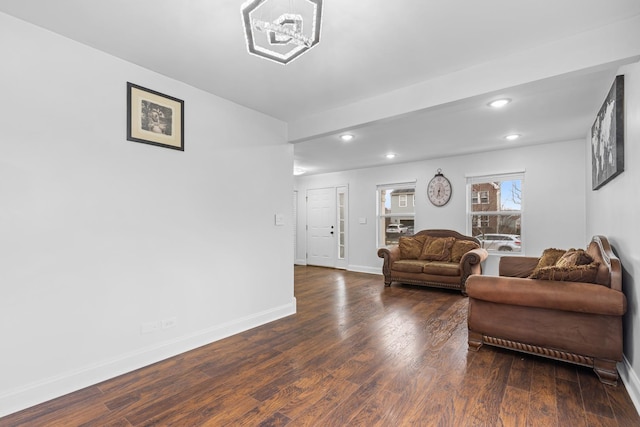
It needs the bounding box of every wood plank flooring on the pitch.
[2,266,639,426]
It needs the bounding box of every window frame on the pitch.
[466,172,524,254]
[376,181,416,247]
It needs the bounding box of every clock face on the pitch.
[427,174,452,206]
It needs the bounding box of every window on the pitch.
[337,190,346,259]
[472,191,489,204]
[467,172,524,253]
[474,215,490,228]
[377,182,416,247]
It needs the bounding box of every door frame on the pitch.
[303,185,349,269]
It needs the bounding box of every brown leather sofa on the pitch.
[466,235,626,385]
[377,229,488,294]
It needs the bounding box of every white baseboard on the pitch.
[294,259,307,265]
[0,299,297,418]
[296,262,380,276]
[347,264,382,275]
[619,356,640,413]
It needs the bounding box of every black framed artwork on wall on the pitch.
[127,82,184,151]
[591,75,624,190]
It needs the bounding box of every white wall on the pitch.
[295,139,587,276]
[586,61,640,407]
[0,13,294,416]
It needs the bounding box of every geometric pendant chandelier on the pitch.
[241,0,323,65]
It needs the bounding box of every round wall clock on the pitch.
[427,169,452,207]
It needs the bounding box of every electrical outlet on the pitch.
[141,321,161,334]
[162,317,177,329]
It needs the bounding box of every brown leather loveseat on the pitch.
[377,229,488,294]
[466,235,626,385]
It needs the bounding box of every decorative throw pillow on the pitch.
[419,236,455,261]
[555,248,593,268]
[398,235,427,259]
[450,240,480,263]
[530,248,566,276]
[528,262,600,283]
[538,248,567,268]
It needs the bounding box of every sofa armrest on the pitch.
[499,256,540,278]
[377,245,401,278]
[377,245,401,263]
[459,248,489,293]
[466,275,627,316]
[461,247,489,268]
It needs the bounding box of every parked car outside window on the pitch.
[474,234,521,251]
[386,223,409,234]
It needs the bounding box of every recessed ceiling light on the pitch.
[386,153,396,159]
[488,98,511,108]
[340,134,354,142]
[504,134,521,141]
[293,167,306,176]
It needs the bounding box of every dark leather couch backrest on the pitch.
[586,235,622,291]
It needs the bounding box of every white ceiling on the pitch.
[2,0,639,174]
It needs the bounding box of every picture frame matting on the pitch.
[127,82,184,151]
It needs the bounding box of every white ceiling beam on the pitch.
[288,15,640,143]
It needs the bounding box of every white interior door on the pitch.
[307,187,336,267]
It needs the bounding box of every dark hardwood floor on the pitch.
[2,266,639,426]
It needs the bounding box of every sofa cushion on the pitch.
[466,274,625,315]
[419,236,455,261]
[528,262,600,283]
[392,259,427,273]
[398,235,427,259]
[450,240,480,263]
[423,261,461,276]
[556,249,594,267]
[499,257,541,278]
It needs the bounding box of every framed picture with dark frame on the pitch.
[591,75,624,190]
[127,82,184,151]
